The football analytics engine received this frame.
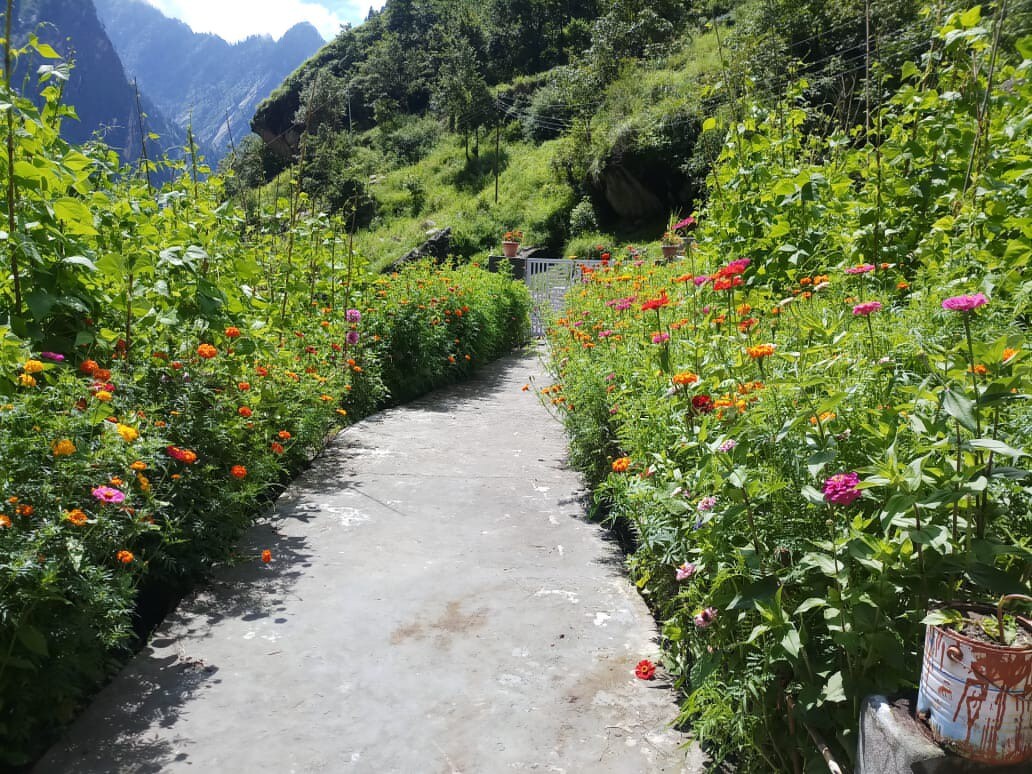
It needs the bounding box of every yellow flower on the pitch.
[116,424,139,443]
[52,439,77,456]
[136,473,151,493]
[23,359,44,374]
[94,390,112,402]
[18,373,37,388]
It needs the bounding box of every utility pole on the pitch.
[133,80,154,195]
[494,119,500,204]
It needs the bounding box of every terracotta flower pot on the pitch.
[661,244,680,259]
[502,241,520,258]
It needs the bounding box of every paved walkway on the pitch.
[37,349,702,773]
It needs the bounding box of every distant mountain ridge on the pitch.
[94,0,327,160]
[12,0,187,161]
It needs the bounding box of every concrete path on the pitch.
[37,349,702,774]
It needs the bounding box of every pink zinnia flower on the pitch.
[92,485,126,504]
[676,562,697,581]
[40,351,65,362]
[941,293,988,312]
[697,496,717,512]
[823,472,861,506]
[652,332,670,344]
[852,301,883,316]
[693,276,710,287]
[694,607,718,628]
[346,308,362,323]
[844,264,876,275]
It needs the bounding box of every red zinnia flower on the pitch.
[640,294,670,311]
[635,659,657,680]
[691,395,714,414]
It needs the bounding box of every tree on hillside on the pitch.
[433,38,494,159]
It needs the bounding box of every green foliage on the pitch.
[546,10,1032,769]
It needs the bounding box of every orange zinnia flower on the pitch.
[231,465,247,479]
[611,457,631,473]
[225,326,241,338]
[261,549,272,564]
[672,372,699,386]
[746,344,775,360]
[238,406,253,418]
[65,509,88,526]
[197,343,218,359]
[116,549,134,564]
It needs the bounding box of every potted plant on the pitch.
[502,229,523,258]
[916,594,1032,765]
[660,230,682,260]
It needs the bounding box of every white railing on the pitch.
[525,257,604,336]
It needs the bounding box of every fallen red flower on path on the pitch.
[635,659,656,680]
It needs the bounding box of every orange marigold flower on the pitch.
[116,423,139,443]
[15,504,34,517]
[52,438,77,456]
[320,394,333,401]
[0,514,11,528]
[231,465,247,479]
[79,359,99,375]
[970,364,988,376]
[225,326,241,338]
[799,277,812,286]
[238,406,253,418]
[94,368,112,381]
[261,549,272,564]
[271,442,285,455]
[672,372,699,386]
[612,457,631,473]
[197,343,218,359]
[116,549,134,564]
[335,409,347,417]
[277,430,292,441]
[95,390,113,402]
[1002,348,1018,362]
[238,381,251,391]
[746,344,776,360]
[897,281,909,290]
[255,366,269,377]
[130,460,147,471]
[109,477,124,487]
[65,509,88,527]
[23,359,44,374]
[18,374,37,388]
[136,473,151,493]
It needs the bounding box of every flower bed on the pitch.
[544,13,1030,770]
[0,262,529,765]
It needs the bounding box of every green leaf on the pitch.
[702,117,717,132]
[959,5,981,27]
[63,255,97,272]
[942,388,977,433]
[921,609,964,627]
[16,625,48,657]
[780,629,802,658]
[794,597,827,615]
[969,438,1024,458]
[53,198,99,236]
[801,484,825,506]
[821,671,846,703]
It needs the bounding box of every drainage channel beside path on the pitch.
[37,348,703,774]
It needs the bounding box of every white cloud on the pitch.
[144,0,384,43]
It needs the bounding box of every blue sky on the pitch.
[143,0,386,42]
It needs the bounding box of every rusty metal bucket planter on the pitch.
[916,596,1032,765]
